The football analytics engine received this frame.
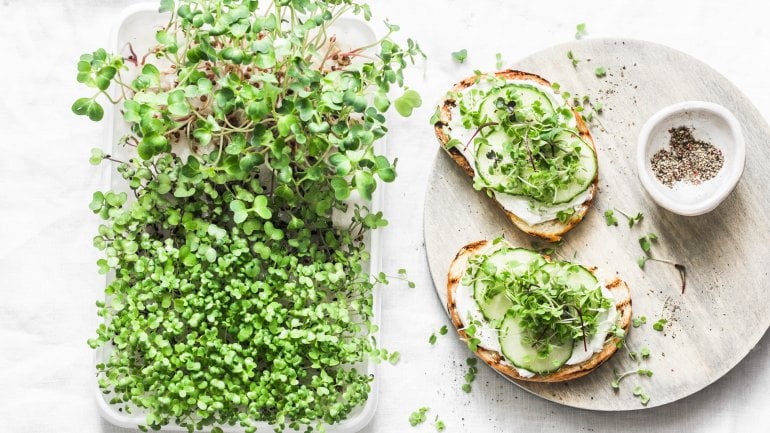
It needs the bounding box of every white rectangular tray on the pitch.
[95,4,382,432]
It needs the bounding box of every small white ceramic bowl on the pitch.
[636,101,745,216]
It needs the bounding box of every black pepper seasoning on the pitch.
[650,126,724,187]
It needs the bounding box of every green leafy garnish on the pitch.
[575,23,587,39]
[395,89,423,117]
[611,368,654,389]
[434,417,446,432]
[557,208,575,223]
[409,407,430,426]
[462,357,478,393]
[495,52,504,69]
[429,333,438,345]
[632,316,647,328]
[653,318,668,332]
[595,66,607,78]
[452,49,468,63]
[613,209,643,227]
[639,233,658,254]
[604,209,618,226]
[439,325,448,335]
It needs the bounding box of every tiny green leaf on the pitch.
[394,89,422,117]
[89,148,105,165]
[575,23,587,39]
[604,209,618,226]
[72,98,104,121]
[595,66,607,78]
[451,49,468,63]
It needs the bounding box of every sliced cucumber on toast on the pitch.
[499,314,573,374]
[472,248,540,326]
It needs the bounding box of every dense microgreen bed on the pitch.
[75,0,422,431]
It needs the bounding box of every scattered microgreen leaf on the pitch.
[639,233,658,254]
[462,357,478,393]
[575,23,587,39]
[556,208,575,223]
[495,52,504,70]
[394,89,423,117]
[567,50,579,67]
[611,368,654,390]
[429,333,437,345]
[452,49,468,63]
[409,407,430,427]
[604,209,618,226]
[439,325,448,335]
[434,417,446,432]
[632,316,647,328]
[653,318,668,332]
[595,66,607,78]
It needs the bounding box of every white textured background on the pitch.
[1,1,769,432]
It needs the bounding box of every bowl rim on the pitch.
[636,100,746,216]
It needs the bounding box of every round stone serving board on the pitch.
[424,38,770,410]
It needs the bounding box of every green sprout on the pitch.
[76,1,424,432]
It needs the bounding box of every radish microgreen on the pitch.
[409,407,430,426]
[637,233,687,293]
[575,23,587,39]
[595,66,607,78]
[462,357,478,393]
[567,50,579,68]
[77,0,424,431]
[452,49,468,64]
[434,416,446,432]
[604,209,619,226]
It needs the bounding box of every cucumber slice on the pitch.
[478,84,555,123]
[550,131,597,204]
[473,130,523,193]
[499,314,573,374]
[541,262,600,290]
[472,129,596,204]
[473,248,540,326]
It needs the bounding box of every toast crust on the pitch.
[446,240,633,383]
[434,70,598,242]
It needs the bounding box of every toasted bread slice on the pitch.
[434,70,598,242]
[446,240,632,383]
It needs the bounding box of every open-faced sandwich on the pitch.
[447,238,632,382]
[434,71,598,241]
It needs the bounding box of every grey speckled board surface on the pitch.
[424,38,770,410]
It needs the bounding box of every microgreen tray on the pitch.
[94,4,382,431]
